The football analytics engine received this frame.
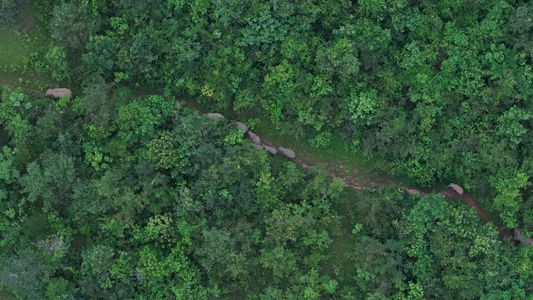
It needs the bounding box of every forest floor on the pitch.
[0,10,58,90]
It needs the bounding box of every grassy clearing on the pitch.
[0,30,26,67]
[0,29,28,86]
[0,8,58,90]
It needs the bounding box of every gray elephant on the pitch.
[247,131,261,144]
[278,147,295,159]
[45,88,73,99]
[514,228,533,247]
[263,145,278,155]
[235,122,248,133]
[207,113,224,121]
[447,183,464,196]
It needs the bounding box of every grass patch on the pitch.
[0,30,26,67]
[0,29,28,86]
[0,10,58,90]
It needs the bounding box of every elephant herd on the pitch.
[43,90,295,159]
[45,88,72,99]
[206,113,296,159]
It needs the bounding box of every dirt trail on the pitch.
[176,99,513,240]
[163,96,513,240]
[9,88,513,240]
[0,84,44,94]
[289,144,512,239]
[16,90,510,240]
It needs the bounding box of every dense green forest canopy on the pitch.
[26,0,533,230]
[1,86,532,299]
[1,0,533,298]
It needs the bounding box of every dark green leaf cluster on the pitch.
[342,186,533,299]
[0,87,344,299]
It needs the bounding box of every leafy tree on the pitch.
[83,35,119,79]
[0,0,29,28]
[50,2,95,51]
[19,151,77,212]
[399,195,529,299]
[5,1,533,298]
[0,250,45,299]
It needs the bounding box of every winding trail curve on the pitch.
[168,97,513,240]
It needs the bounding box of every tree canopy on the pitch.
[2,0,533,298]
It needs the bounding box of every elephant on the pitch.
[207,113,224,121]
[235,122,248,133]
[247,131,261,144]
[447,183,464,196]
[45,88,73,99]
[263,145,278,155]
[278,147,295,159]
[514,228,533,247]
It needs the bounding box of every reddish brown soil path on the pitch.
[162,95,513,240]
[290,146,512,240]
[0,84,44,94]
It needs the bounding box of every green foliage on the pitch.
[50,2,94,50]
[496,106,532,146]
[308,131,331,149]
[0,87,348,298]
[0,0,29,29]
[19,151,76,212]
[4,0,533,298]
[348,89,380,127]
[44,45,69,82]
[345,188,533,299]
[80,245,115,290]
[35,0,532,209]
[0,250,45,299]
[398,195,528,299]
[490,168,531,228]
[0,87,34,147]
[82,35,118,78]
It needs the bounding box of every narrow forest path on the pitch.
[282,139,511,239]
[167,97,513,240]
[0,84,45,94]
